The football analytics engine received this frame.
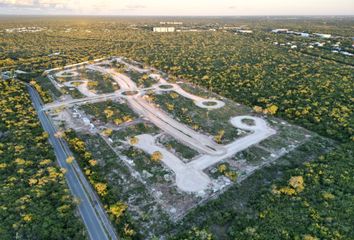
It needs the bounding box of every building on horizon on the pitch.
[153,27,176,32]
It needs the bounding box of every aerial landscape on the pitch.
[0,1,353,240]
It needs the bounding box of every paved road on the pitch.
[27,84,118,240]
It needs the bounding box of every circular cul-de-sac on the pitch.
[195,100,225,109]
[55,70,79,78]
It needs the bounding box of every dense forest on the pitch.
[0,79,86,239]
[1,17,352,142]
[0,16,353,239]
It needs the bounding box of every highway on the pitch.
[27,84,118,240]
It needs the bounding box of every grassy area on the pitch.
[80,100,137,124]
[111,122,160,146]
[151,91,249,144]
[159,136,199,160]
[36,76,62,98]
[78,133,172,237]
[54,74,76,83]
[233,146,271,165]
[260,122,313,151]
[62,86,86,99]
[178,82,214,99]
[122,147,172,185]
[209,162,238,182]
[80,69,119,94]
[125,70,157,88]
[170,135,336,239]
[65,130,145,239]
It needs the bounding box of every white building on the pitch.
[314,42,325,47]
[341,51,353,56]
[15,70,28,74]
[82,117,91,125]
[49,52,61,57]
[153,27,175,33]
[160,22,183,25]
[237,30,253,34]
[1,72,11,80]
[272,29,289,33]
[300,33,310,37]
[314,33,332,39]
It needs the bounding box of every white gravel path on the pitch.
[48,59,276,193]
[133,116,276,192]
[63,80,97,97]
[90,64,226,156]
[133,134,210,192]
[149,74,225,110]
[55,70,79,78]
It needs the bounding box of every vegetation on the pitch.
[2,17,352,141]
[0,79,85,239]
[111,122,160,147]
[63,129,137,239]
[126,71,157,88]
[35,75,62,98]
[123,147,170,184]
[216,163,238,182]
[79,69,119,94]
[65,130,172,237]
[171,139,351,240]
[133,33,353,142]
[1,16,353,239]
[80,100,137,125]
[151,151,163,162]
[67,87,87,99]
[160,137,199,160]
[150,91,247,144]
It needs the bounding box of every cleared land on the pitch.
[44,57,332,230]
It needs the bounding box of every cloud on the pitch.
[0,0,69,9]
[0,0,147,13]
[0,0,353,15]
[0,0,33,6]
[125,4,146,10]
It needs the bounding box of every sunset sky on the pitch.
[0,0,353,15]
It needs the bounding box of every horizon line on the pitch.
[0,14,354,17]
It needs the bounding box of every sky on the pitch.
[0,0,353,15]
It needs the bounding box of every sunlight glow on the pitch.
[0,0,353,15]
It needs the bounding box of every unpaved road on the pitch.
[63,80,97,97]
[134,116,276,192]
[150,74,225,109]
[43,93,118,111]
[90,64,226,156]
[48,59,276,192]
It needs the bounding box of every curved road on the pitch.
[89,65,226,156]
